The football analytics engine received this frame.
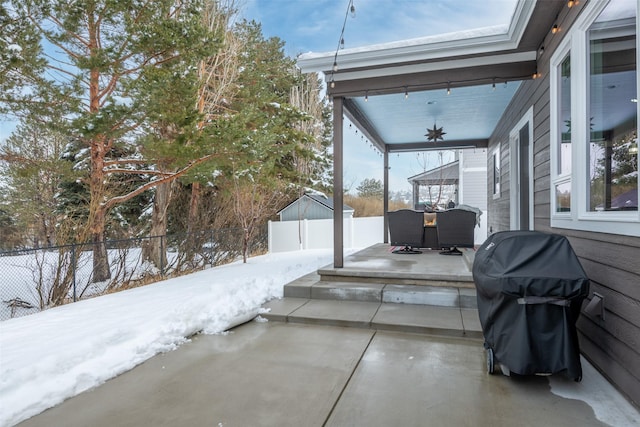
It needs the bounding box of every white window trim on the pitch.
[492,146,501,199]
[550,0,640,236]
[509,106,534,230]
[550,33,573,218]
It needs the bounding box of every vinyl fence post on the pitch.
[72,244,77,302]
[160,235,165,276]
[210,229,215,266]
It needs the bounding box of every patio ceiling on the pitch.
[297,0,565,153]
[346,81,521,152]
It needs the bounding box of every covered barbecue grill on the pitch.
[472,230,590,381]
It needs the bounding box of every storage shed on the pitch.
[278,193,354,221]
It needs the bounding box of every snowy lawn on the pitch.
[0,249,337,427]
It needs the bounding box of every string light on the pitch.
[365,90,369,102]
[552,24,559,34]
[331,73,534,99]
[492,79,496,91]
[567,0,576,7]
[327,1,356,90]
[404,86,409,99]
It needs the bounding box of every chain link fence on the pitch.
[0,227,267,321]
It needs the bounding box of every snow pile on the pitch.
[0,249,335,426]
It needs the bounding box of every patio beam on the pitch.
[387,139,489,152]
[328,61,536,98]
[343,98,386,153]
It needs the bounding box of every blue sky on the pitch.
[0,1,518,194]
[241,0,518,194]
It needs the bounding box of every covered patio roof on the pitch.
[296,0,565,267]
[298,0,563,152]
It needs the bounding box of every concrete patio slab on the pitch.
[17,321,637,427]
[317,244,475,287]
[16,322,374,427]
[325,331,612,427]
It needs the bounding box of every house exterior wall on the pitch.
[459,150,488,210]
[487,1,640,407]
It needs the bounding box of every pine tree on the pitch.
[0,3,47,117]
[216,20,329,261]
[9,0,218,281]
[357,178,384,198]
[0,112,76,248]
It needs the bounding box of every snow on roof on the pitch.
[298,24,509,61]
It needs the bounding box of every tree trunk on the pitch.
[90,206,111,282]
[188,181,201,233]
[89,135,111,283]
[144,181,172,270]
[242,226,250,263]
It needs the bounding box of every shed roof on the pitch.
[408,161,459,186]
[278,194,355,215]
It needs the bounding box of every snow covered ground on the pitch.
[1,247,638,427]
[0,249,337,427]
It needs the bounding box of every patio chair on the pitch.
[388,209,424,254]
[436,209,476,255]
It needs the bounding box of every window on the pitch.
[559,54,572,177]
[587,9,637,212]
[550,0,640,235]
[492,148,501,198]
[552,48,573,214]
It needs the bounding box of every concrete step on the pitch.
[261,297,483,340]
[284,273,477,309]
[316,269,475,288]
[263,272,483,340]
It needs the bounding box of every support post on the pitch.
[333,97,344,268]
[383,147,389,244]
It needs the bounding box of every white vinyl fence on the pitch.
[268,212,488,253]
[268,216,384,252]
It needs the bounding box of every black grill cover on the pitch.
[473,231,590,379]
